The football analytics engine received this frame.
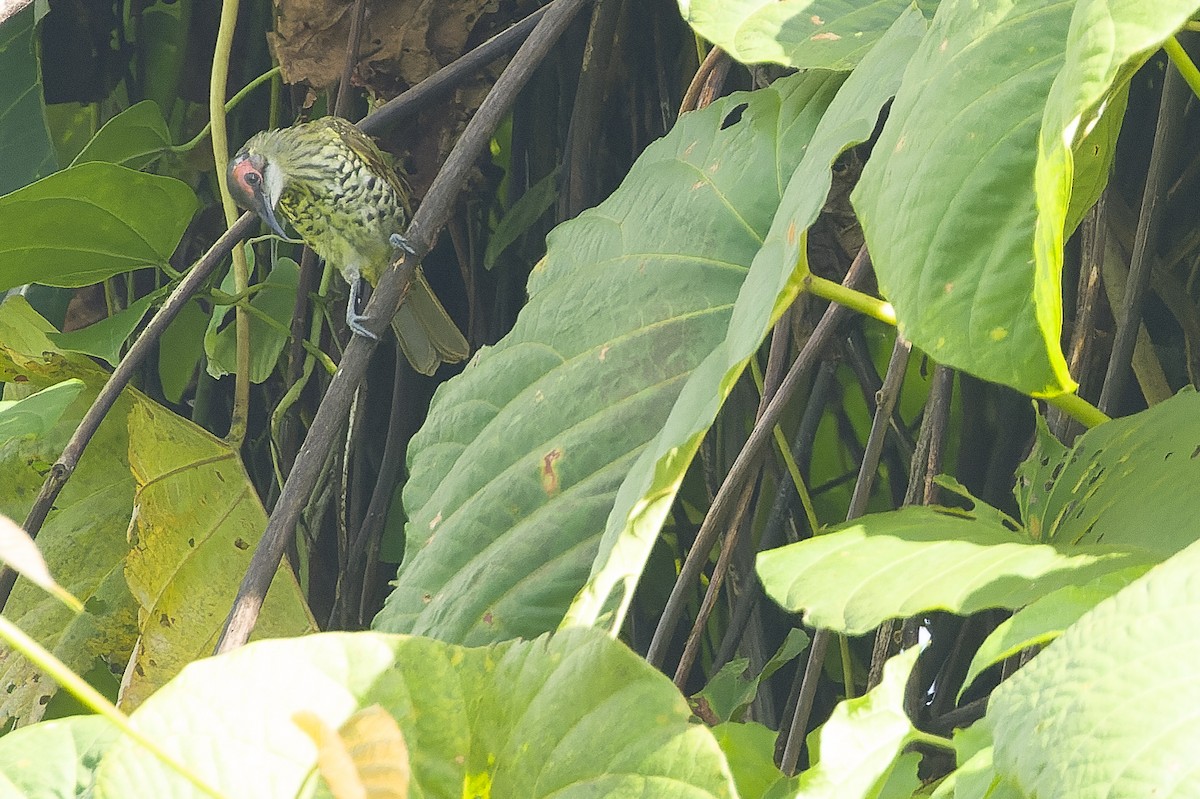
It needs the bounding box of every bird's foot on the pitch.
[389,233,417,256]
[347,311,380,341]
[346,276,380,340]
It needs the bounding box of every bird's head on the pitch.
[228,139,289,239]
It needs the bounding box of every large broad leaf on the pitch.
[0,162,197,290]
[756,505,1153,636]
[959,567,1142,699]
[1017,389,1200,557]
[123,398,317,708]
[0,297,313,723]
[0,1,56,195]
[987,538,1200,798]
[855,0,1198,398]
[374,70,848,643]
[0,715,119,797]
[569,10,926,632]
[0,298,139,728]
[85,629,736,797]
[679,0,919,70]
[757,389,1200,635]
[1034,1,1200,341]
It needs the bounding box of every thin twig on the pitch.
[359,4,556,136]
[214,0,595,654]
[646,248,874,668]
[672,313,792,687]
[867,364,954,689]
[780,334,911,775]
[1099,61,1186,413]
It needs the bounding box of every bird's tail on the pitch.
[390,270,470,375]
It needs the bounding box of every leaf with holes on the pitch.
[756,504,1155,636]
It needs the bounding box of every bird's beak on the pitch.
[256,195,290,240]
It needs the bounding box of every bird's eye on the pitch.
[244,172,261,186]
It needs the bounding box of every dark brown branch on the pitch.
[214,0,595,654]
[1098,62,1186,413]
[780,334,912,775]
[645,248,875,668]
[358,3,555,136]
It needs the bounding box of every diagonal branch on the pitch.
[214,0,595,654]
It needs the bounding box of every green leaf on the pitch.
[931,724,1023,799]
[693,628,810,724]
[959,566,1143,699]
[123,396,316,707]
[0,378,83,439]
[47,292,158,366]
[791,646,930,798]
[484,166,559,269]
[569,9,926,634]
[988,537,1200,798]
[0,298,138,728]
[375,71,846,644]
[157,299,208,404]
[208,256,298,383]
[1018,389,1200,557]
[756,505,1155,636]
[679,0,919,70]
[0,296,313,725]
[0,715,120,797]
[854,0,1080,396]
[0,1,56,195]
[90,629,736,797]
[71,100,172,169]
[0,162,198,291]
[1034,0,1199,357]
[712,722,788,799]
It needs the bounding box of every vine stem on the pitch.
[804,273,895,325]
[1164,36,1200,101]
[209,0,250,445]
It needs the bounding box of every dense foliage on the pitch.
[2,0,1200,796]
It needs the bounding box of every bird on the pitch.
[226,116,469,375]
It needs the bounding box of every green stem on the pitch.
[1045,391,1109,428]
[209,0,251,446]
[805,274,896,325]
[0,616,226,798]
[172,67,281,153]
[749,358,820,534]
[1165,36,1200,101]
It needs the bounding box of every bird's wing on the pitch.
[321,117,413,215]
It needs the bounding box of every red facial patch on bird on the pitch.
[228,155,266,209]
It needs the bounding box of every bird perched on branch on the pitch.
[227,116,469,375]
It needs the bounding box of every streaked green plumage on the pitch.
[230,117,468,375]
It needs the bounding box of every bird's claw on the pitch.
[389,233,417,256]
[346,276,380,340]
[347,312,380,341]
